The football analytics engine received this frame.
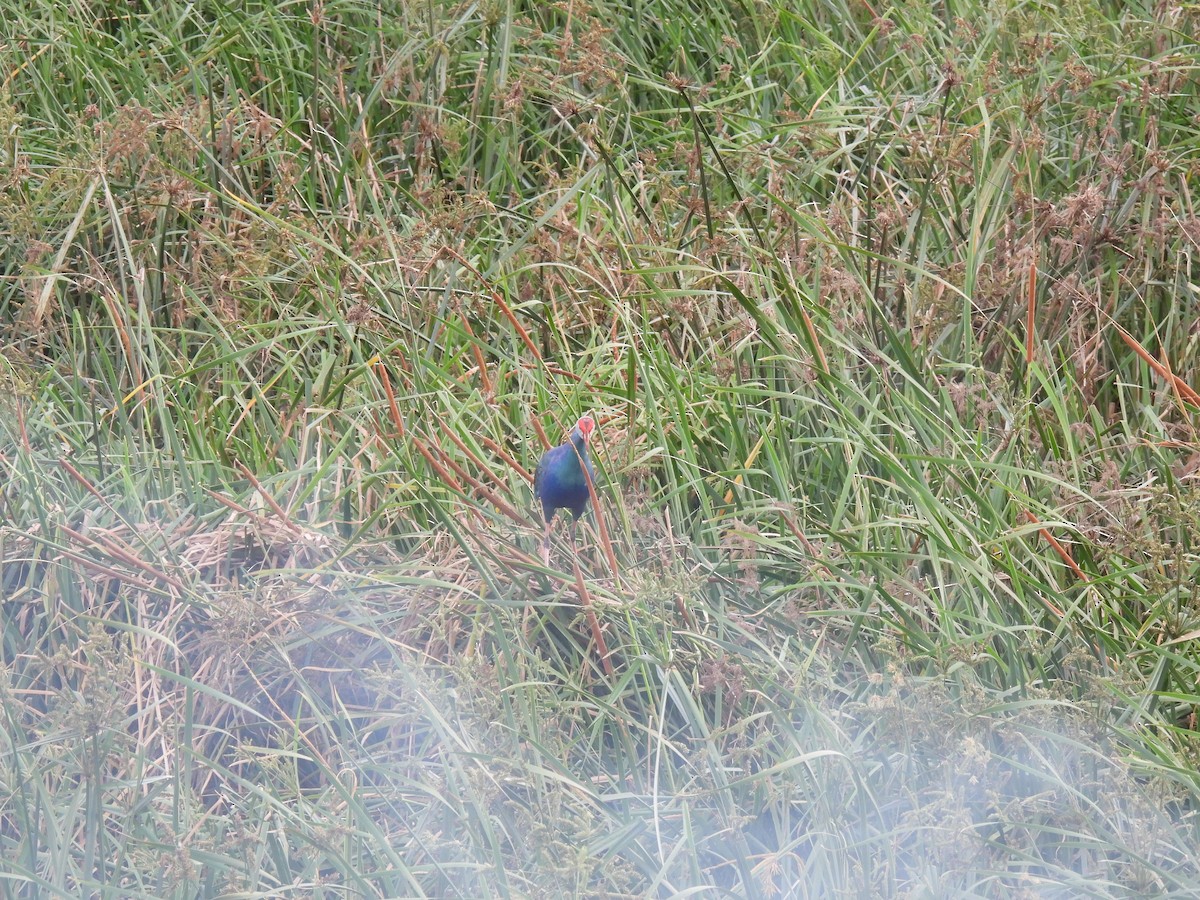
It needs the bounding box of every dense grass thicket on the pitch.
[2,0,1200,895]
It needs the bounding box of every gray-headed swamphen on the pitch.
[533,415,596,564]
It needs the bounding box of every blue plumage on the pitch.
[534,416,596,562]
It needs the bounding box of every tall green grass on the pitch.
[2,0,1199,895]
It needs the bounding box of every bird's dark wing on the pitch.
[533,451,549,502]
[534,446,561,516]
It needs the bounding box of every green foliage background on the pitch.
[2,0,1200,896]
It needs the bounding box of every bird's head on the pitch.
[575,415,595,444]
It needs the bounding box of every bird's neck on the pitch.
[566,433,591,471]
